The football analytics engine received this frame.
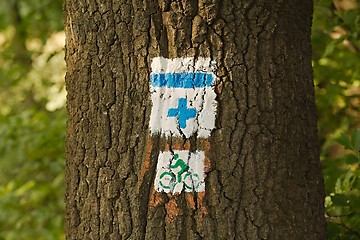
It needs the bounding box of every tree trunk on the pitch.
[64,0,327,239]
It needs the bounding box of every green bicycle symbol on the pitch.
[159,153,201,191]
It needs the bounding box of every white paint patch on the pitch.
[149,57,217,138]
[154,150,205,193]
[151,57,217,74]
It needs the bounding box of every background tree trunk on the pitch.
[65,0,327,239]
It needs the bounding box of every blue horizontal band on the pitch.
[150,72,214,88]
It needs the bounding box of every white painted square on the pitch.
[149,57,217,139]
[154,150,205,193]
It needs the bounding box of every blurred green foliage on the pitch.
[0,110,65,240]
[0,0,65,239]
[0,0,359,239]
[313,0,360,238]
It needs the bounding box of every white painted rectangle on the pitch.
[149,57,217,138]
[151,57,216,74]
[154,150,205,193]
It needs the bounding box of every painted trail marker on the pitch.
[149,57,217,138]
[154,150,205,193]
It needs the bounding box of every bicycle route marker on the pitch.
[149,57,217,194]
[154,150,205,193]
[149,57,217,138]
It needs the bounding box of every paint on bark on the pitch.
[154,150,206,193]
[149,57,217,201]
[149,57,217,138]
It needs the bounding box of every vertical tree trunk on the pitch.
[65,0,327,239]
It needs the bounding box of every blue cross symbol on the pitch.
[168,98,197,129]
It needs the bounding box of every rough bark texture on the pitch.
[65,0,327,239]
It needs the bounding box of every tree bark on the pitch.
[64,0,327,239]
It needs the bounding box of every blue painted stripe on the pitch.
[150,72,214,88]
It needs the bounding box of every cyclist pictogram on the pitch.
[155,151,205,193]
[159,153,201,191]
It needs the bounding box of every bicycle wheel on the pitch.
[159,171,176,190]
[184,173,200,190]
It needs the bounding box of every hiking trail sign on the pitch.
[149,57,217,139]
[149,57,217,194]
